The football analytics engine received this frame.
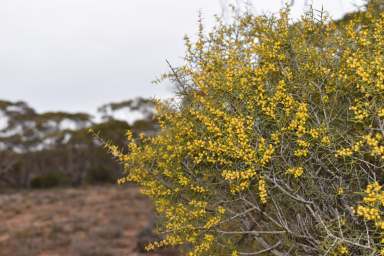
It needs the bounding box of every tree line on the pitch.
[0,98,158,189]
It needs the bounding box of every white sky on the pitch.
[0,0,364,115]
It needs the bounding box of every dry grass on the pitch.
[0,185,176,256]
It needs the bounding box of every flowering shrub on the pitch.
[107,2,384,255]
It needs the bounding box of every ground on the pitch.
[0,185,176,256]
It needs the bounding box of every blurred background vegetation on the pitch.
[0,97,158,189]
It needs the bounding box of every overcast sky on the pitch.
[0,0,363,115]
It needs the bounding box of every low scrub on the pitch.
[30,172,69,189]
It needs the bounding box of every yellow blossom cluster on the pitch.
[286,167,304,178]
[355,205,381,221]
[364,133,384,159]
[336,133,384,160]
[258,176,267,204]
[355,182,384,253]
[333,245,350,256]
[379,108,384,118]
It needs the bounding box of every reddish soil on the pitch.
[0,185,173,256]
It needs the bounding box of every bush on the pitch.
[108,2,384,255]
[30,172,69,189]
[85,167,116,184]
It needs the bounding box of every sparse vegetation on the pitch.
[30,172,69,189]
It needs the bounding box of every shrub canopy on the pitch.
[110,2,384,255]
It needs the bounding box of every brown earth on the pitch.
[0,185,176,256]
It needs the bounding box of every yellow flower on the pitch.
[337,245,349,255]
[287,167,304,178]
[258,177,268,204]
